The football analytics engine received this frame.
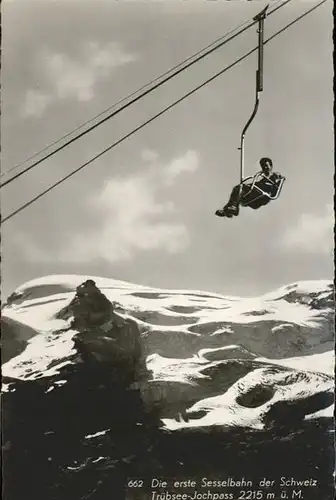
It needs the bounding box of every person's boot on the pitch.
[225,203,239,216]
[215,208,232,218]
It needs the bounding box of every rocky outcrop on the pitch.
[56,279,150,385]
[1,317,37,363]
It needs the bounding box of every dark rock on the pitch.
[56,279,151,384]
[237,384,275,408]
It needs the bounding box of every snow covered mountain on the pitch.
[2,275,334,500]
[2,275,334,426]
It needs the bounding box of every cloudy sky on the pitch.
[1,0,333,299]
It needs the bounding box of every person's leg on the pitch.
[223,184,246,215]
[215,184,242,217]
[246,180,274,209]
[249,196,271,209]
[227,184,241,206]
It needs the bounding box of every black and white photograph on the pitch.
[1,1,334,499]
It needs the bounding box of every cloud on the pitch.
[141,149,159,163]
[22,90,52,118]
[59,151,199,262]
[163,150,199,186]
[21,42,137,116]
[58,177,189,263]
[281,204,334,255]
[17,151,199,264]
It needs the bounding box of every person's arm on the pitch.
[272,172,284,183]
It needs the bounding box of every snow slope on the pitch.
[2,275,334,430]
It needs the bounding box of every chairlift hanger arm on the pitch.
[241,96,260,140]
[239,4,269,183]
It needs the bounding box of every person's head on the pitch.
[259,157,273,174]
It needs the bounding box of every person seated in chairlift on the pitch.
[215,157,284,218]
